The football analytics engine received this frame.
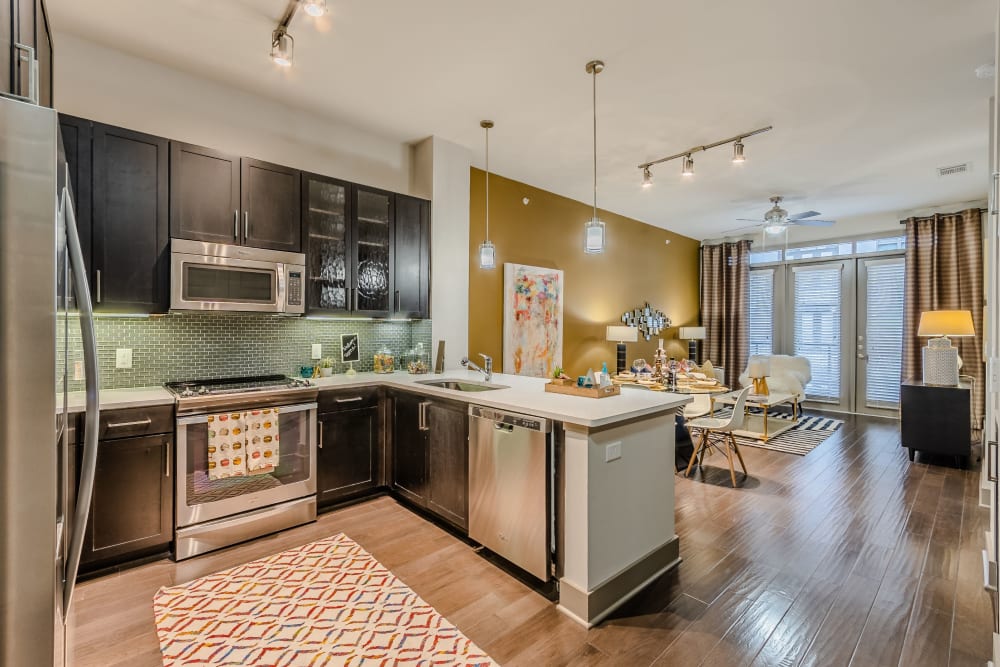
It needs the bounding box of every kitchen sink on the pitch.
[415,379,508,392]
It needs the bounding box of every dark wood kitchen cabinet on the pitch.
[78,405,174,573]
[0,0,53,106]
[425,400,468,530]
[353,185,393,316]
[317,388,380,507]
[391,392,468,531]
[58,114,92,268]
[303,172,352,314]
[171,143,301,252]
[392,194,430,319]
[92,123,170,313]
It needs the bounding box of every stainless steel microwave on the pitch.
[170,239,306,314]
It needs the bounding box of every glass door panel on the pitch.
[304,175,350,314]
[857,256,905,416]
[789,261,853,410]
[353,187,391,315]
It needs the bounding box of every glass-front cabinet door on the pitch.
[353,186,393,316]
[303,174,351,314]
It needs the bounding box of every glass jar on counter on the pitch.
[373,345,395,374]
[406,343,429,374]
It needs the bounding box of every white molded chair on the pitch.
[684,386,751,487]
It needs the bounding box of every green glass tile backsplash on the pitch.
[62,313,433,390]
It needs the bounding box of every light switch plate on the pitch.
[311,343,322,360]
[115,348,132,369]
[605,441,622,462]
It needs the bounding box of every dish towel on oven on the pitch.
[244,407,279,475]
[207,411,247,480]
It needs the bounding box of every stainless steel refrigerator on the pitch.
[0,95,100,665]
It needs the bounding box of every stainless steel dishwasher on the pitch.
[468,405,551,581]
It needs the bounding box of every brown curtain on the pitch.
[700,240,751,388]
[902,208,984,433]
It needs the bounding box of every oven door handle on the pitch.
[176,401,318,425]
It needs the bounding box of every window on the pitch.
[792,264,843,401]
[749,249,782,264]
[748,269,774,355]
[863,260,905,408]
[856,236,906,254]
[784,242,853,261]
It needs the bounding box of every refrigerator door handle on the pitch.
[60,182,101,617]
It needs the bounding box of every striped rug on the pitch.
[153,533,496,666]
[711,409,844,456]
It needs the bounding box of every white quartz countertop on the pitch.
[61,371,691,428]
[63,386,176,414]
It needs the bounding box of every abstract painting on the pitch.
[503,263,563,377]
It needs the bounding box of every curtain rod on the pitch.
[898,207,988,223]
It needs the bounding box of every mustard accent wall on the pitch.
[468,168,701,377]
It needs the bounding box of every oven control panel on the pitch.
[287,271,302,306]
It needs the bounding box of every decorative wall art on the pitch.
[622,302,671,341]
[503,263,564,377]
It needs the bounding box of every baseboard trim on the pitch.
[557,536,680,627]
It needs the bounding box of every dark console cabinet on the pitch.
[900,379,972,466]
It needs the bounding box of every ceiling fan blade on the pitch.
[787,210,821,221]
[790,219,835,226]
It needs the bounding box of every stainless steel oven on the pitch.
[170,238,306,314]
[171,378,318,560]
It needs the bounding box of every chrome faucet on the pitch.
[461,353,493,381]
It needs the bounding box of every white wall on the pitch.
[53,33,412,194]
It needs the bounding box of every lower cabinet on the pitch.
[317,405,379,507]
[391,392,468,531]
[80,433,173,572]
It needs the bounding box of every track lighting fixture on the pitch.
[301,0,327,17]
[637,125,772,185]
[478,120,496,270]
[732,139,745,163]
[269,0,327,67]
[583,60,606,254]
[681,155,694,177]
[270,27,294,66]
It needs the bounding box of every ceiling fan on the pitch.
[731,196,836,235]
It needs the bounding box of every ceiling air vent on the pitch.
[937,163,969,177]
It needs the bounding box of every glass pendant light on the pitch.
[478,120,496,269]
[584,60,606,254]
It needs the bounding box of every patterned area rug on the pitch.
[708,409,844,456]
[153,533,496,666]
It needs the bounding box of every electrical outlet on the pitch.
[311,343,322,360]
[115,348,133,369]
[605,441,622,462]
[73,360,83,381]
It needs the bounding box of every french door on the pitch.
[753,254,905,416]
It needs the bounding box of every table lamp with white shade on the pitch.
[606,325,638,375]
[917,309,975,385]
[679,326,706,364]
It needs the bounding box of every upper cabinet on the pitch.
[170,143,301,252]
[393,194,431,319]
[1,0,54,106]
[303,179,430,319]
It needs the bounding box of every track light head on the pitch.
[642,167,653,188]
[681,155,694,177]
[732,140,745,164]
[271,27,294,66]
[301,0,328,17]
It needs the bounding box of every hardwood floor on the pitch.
[68,412,994,666]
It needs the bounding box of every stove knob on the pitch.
[181,388,195,397]
[197,386,209,395]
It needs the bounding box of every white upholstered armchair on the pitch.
[738,354,812,400]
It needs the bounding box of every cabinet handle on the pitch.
[989,440,998,483]
[335,397,364,403]
[244,211,249,240]
[353,287,359,311]
[164,441,170,478]
[234,210,239,240]
[95,269,102,304]
[395,290,401,312]
[318,424,323,449]
[419,401,430,431]
[106,418,152,430]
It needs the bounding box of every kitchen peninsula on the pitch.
[65,370,690,627]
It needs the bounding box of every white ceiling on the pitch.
[49,0,995,240]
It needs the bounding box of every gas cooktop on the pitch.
[165,374,313,399]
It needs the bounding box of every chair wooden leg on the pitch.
[724,432,737,487]
[685,430,705,477]
[731,433,748,475]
